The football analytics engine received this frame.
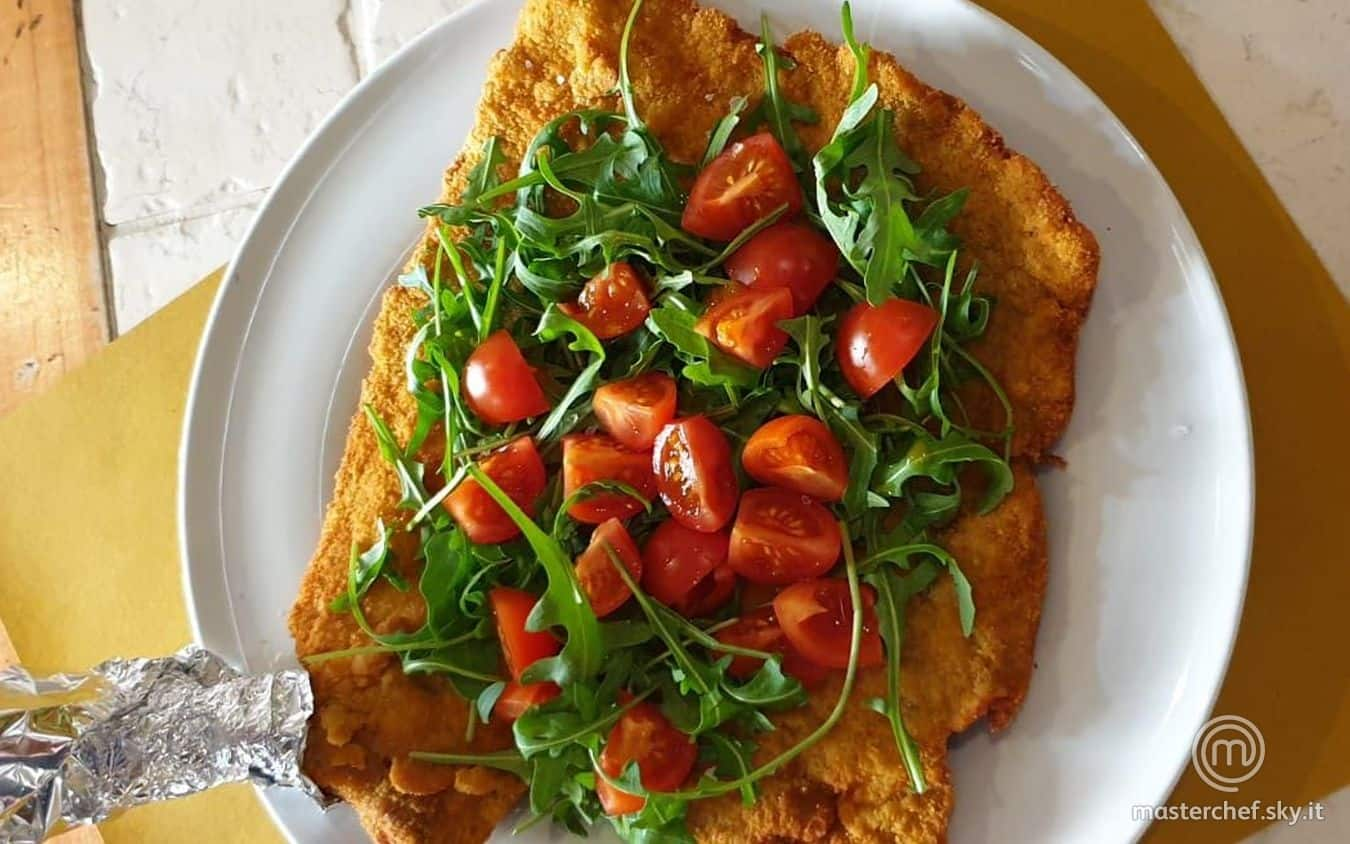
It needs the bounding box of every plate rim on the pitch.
[178,0,1256,840]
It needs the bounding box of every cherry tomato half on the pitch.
[727,487,840,584]
[682,133,804,241]
[596,700,697,815]
[674,563,737,618]
[714,606,831,688]
[652,417,740,533]
[445,437,547,545]
[493,680,561,723]
[593,373,677,450]
[462,330,550,425]
[562,434,657,524]
[742,415,848,502]
[574,518,643,617]
[725,221,839,315]
[773,579,884,670]
[695,285,793,369]
[559,263,651,340]
[489,587,559,680]
[836,298,939,399]
[641,519,731,609]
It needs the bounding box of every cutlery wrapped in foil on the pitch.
[0,646,323,843]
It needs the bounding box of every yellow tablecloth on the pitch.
[2,1,1347,841]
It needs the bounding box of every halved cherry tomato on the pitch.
[742,415,848,502]
[774,579,884,669]
[562,434,657,524]
[652,417,739,533]
[595,700,697,815]
[674,563,736,617]
[493,680,561,723]
[462,330,550,425]
[695,285,793,369]
[490,587,559,679]
[836,298,939,399]
[727,487,840,584]
[593,373,677,450]
[714,606,831,688]
[641,519,731,610]
[574,518,643,616]
[559,263,651,339]
[445,437,547,544]
[725,221,839,315]
[682,132,803,241]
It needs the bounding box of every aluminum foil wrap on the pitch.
[0,646,323,842]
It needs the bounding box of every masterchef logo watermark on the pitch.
[1130,715,1329,826]
[1192,714,1265,792]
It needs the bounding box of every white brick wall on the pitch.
[82,0,473,333]
[82,0,1348,337]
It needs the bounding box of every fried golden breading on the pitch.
[289,0,1096,841]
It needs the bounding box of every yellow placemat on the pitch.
[1,2,1347,842]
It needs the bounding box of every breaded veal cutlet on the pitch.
[288,0,1099,841]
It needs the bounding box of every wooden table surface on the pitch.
[0,0,108,415]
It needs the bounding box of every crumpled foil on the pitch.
[0,645,324,842]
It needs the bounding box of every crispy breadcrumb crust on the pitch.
[288,0,1097,841]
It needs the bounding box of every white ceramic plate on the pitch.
[179,0,1253,841]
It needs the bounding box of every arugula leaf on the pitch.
[467,464,605,685]
[463,136,507,204]
[863,560,940,793]
[754,14,816,170]
[701,95,749,166]
[617,0,647,130]
[702,732,758,806]
[533,305,606,441]
[873,429,1013,514]
[330,519,402,611]
[363,404,428,511]
[722,656,806,710]
[411,748,531,780]
[823,401,879,520]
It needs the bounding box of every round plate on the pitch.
[179,0,1253,841]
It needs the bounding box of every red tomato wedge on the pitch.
[493,680,561,723]
[593,373,677,450]
[559,262,651,339]
[773,579,884,670]
[836,298,939,399]
[742,415,848,502]
[725,221,839,315]
[640,519,736,616]
[596,700,697,815]
[695,285,793,369]
[562,434,657,524]
[574,518,643,617]
[445,437,547,544]
[674,563,736,618]
[727,487,840,584]
[462,330,550,425]
[682,132,804,241]
[652,417,740,533]
[490,587,559,679]
[713,606,831,688]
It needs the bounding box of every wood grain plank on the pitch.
[0,0,108,416]
[1,615,106,842]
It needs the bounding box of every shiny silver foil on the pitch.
[0,646,323,842]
